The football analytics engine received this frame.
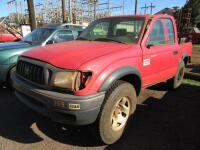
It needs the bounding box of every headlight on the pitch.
[51,71,81,90]
[51,71,92,91]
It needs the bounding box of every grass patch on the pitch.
[182,79,200,87]
[193,44,200,48]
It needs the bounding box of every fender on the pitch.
[9,54,19,64]
[99,66,141,92]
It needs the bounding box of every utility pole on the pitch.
[61,0,67,23]
[107,0,110,15]
[149,3,155,14]
[134,0,138,14]
[15,0,19,23]
[19,1,23,23]
[93,0,98,20]
[122,0,125,15]
[69,0,72,23]
[141,4,149,14]
[27,0,36,31]
[94,2,96,20]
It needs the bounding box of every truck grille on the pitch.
[16,60,45,85]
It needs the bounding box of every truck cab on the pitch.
[12,14,192,144]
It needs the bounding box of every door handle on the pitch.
[173,50,178,55]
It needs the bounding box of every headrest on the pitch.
[116,29,127,36]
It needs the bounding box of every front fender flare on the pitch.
[99,66,141,92]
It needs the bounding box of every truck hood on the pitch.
[0,41,33,51]
[22,40,132,69]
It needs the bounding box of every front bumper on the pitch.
[12,72,105,125]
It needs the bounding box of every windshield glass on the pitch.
[22,28,55,44]
[79,17,145,44]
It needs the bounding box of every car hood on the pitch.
[0,41,33,51]
[22,40,132,69]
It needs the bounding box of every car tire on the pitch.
[93,80,137,144]
[167,60,185,90]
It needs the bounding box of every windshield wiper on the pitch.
[23,40,33,45]
[94,38,127,44]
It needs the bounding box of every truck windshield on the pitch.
[22,28,55,44]
[78,17,145,44]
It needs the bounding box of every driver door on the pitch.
[141,19,175,87]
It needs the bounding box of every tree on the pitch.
[184,0,200,25]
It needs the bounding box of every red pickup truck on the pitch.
[12,14,192,144]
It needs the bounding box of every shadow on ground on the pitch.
[0,86,102,147]
[0,83,200,149]
[106,84,200,150]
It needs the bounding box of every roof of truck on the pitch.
[102,14,172,20]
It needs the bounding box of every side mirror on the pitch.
[46,40,55,45]
[146,44,154,49]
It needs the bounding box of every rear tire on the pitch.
[93,80,137,144]
[167,60,185,90]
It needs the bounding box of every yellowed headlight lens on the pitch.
[52,71,81,90]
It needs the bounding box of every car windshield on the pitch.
[22,28,55,44]
[79,17,145,44]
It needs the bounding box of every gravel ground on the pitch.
[0,82,200,150]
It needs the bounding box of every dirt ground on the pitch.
[191,47,200,64]
[186,47,200,74]
[0,82,199,150]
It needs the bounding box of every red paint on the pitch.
[0,34,20,42]
[22,14,192,96]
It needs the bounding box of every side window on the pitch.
[163,19,175,44]
[147,19,166,46]
[52,30,74,43]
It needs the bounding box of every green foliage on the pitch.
[182,79,200,87]
[193,44,200,48]
[186,0,200,24]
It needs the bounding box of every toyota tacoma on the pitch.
[12,14,192,144]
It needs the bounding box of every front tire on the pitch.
[94,80,137,144]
